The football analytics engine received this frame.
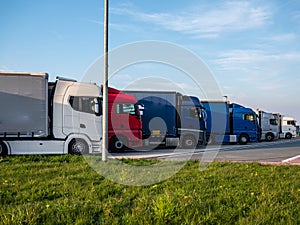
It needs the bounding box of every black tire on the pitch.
[285,133,292,139]
[0,142,8,156]
[68,139,89,155]
[182,135,197,149]
[239,134,249,145]
[265,133,274,142]
[109,136,127,153]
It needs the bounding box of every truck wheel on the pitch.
[109,136,126,153]
[69,139,88,155]
[239,134,249,145]
[265,133,274,142]
[182,135,197,149]
[285,133,292,139]
[0,142,8,156]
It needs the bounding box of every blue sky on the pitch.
[1,0,300,122]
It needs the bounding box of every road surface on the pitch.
[109,138,300,165]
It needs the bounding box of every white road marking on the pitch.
[282,155,300,163]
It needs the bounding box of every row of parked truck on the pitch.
[0,72,297,155]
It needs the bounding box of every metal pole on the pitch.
[102,0,108,161]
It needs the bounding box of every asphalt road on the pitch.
[109,137,300,164]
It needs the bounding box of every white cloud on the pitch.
[112,1,272,38]
[86,19,103,25]
[213,49,300,71]
[266,33,298,42]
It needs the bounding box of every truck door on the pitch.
[234,112,259,141]
[64,96,102,141]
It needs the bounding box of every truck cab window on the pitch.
[69,96,80,111]
[116,103,136,115]
[243,114,255,122]
[270,119,278,126]
[69,96,102,116]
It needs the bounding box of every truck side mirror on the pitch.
[189,107,200,118]
[138,104,144,116]
[134,103,141,119]
[94,97,102,116]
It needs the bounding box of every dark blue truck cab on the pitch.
[124,91,206,149]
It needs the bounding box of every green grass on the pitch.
[0,155,299,225]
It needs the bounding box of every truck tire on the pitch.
[0,142,8,156]
[182,135,197,149]
[109,136,126,153]
[285,133,292,139]
[239,134,249,145]
[68,139,88,155]
[265,133,274,142]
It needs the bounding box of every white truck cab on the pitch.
[281,116,297,139]
[256,110,279,142]
[273,114,297,139]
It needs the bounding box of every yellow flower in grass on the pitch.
[151,184,158,189]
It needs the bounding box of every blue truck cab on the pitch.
[124,91,206,149]
[201,101,260,145]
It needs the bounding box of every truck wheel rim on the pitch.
[115,141,123,149]
[241,137,247,142]
[186,140,193,146]
[73,142,85,154]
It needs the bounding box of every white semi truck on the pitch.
[255,110,279,142]
[273,113,297,139]
[0,72,102,156]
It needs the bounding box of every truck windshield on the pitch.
[287,120,296,126]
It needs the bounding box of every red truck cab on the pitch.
[103,86,142,152]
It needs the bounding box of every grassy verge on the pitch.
[0,155,299,224]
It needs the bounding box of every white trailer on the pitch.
[0,72,102,156]
[273,113,297,139]
[256,110,279,142]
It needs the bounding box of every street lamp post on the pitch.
[102,0,109,161]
